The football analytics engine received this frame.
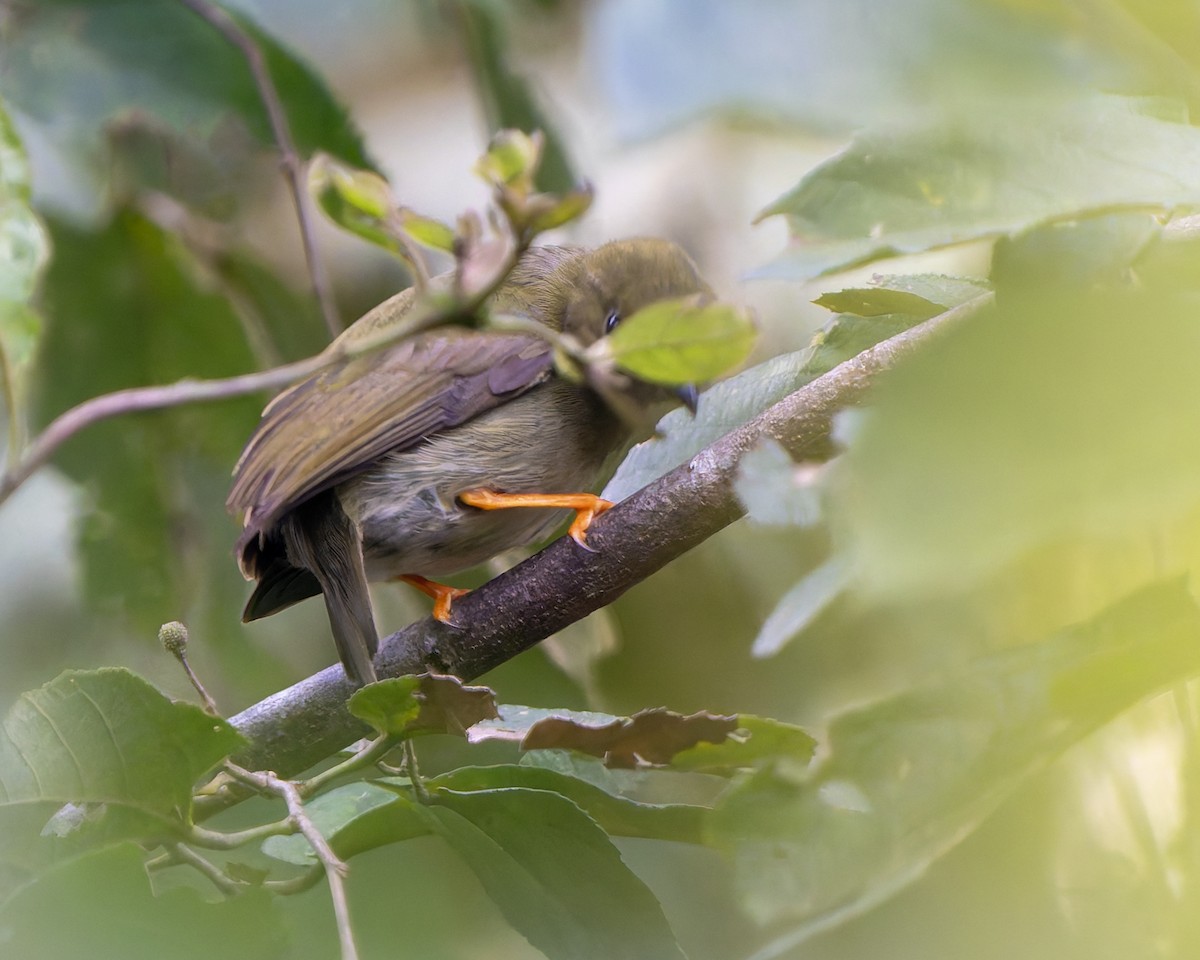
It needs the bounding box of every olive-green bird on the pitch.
[228,238,711,684]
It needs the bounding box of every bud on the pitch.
[158,620,189,656]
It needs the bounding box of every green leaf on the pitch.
[347,676,423,737]
[750,557,852,658]
[825,281,1200,598]
[604,303,929,501]
[760,96,1200,279]
[734,438,823,527]
[34,210,262,632]
[0,843,287,960]
[0,104,49,434]
[397,209,457,253]
[474,128,542,191]
[262,782,430,865]
[421,787,686,960]
[455,0,576,194]
[309,153,401,253]
[430,765,708,843]
[3,2,372,174]
[1,669,241,817]
[0,669,242,878]
[708,580,1200,936]
[601,297,756,387]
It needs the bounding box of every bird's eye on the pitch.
[605,311,621,334]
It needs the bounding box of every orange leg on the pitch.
[458,489,614,548]
[396,574,470,622]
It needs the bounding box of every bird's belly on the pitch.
[338,385,625,581]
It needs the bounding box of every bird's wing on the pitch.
[227,328,555,560]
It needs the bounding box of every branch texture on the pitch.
[222,298,987,783]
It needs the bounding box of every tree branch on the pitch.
[210,296,989,799]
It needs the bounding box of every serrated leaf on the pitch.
[421,788,686,960]
[3,2,372,176]
[813,288,944,320]
[759,95,1200,279]
[708,580,1200,936]
[751,557,852,658]
[0,843,286,960]
[350,674,499,738]
[0,669,242,817]
[347,676,423,737]
[734,438,824,527]
[601,297,756,387]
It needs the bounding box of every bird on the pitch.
[227,237,712,685]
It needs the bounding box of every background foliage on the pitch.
[6,1,1200,958]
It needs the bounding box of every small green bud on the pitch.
[159,620,189,656]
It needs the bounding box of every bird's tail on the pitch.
[280,491,379,685]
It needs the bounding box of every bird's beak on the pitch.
[676,384,700,415]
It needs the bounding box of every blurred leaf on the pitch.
[588,0,1169,140]
[421,787,686,960]
[0,669,242,878]
[474,127,543,192]
[991,210,1162,291]
[709,579,1200,936]
[0,104,49,439]
[309,153,401,254]
[2,1,372,176]
[541,609,621,701]
[760,95,1200,279]
[604,302,929,501]
[814,274,989,319]
[0,843,286,960]
[826,281,1200,598]
[454,0,576,194]
[35,209,262,630]
[670,715,817,775]
[599,297,756,387]
[735,438,823,527]
[396,208,457,253]
[751,557,852,659]
[525,184,594,233]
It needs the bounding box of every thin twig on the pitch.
[223,761,358,960]
[300,733,394,797]
[178,0,342,338]
[402,739,431,804]
[0,354,322,508]
[155,842,247,896]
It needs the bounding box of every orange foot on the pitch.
[396,574,471,622]
[457,489,614,548]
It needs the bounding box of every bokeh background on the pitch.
[7,1,1200,958]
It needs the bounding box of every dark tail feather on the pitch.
[280,492,379,685]
[242,558,323,622]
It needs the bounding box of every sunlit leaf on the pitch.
[599,297,756,387]
[709,580,1200,937]
[760,96,1200,279]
